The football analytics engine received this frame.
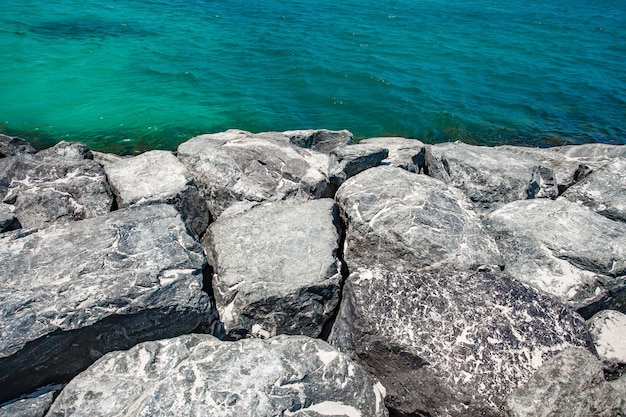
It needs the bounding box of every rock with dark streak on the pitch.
[285,128,354,153]
[0,204,215,403]
[45,334,388,417]
[329,267,594,417]
[0,386,60,417]
[328,144,388,188]
[0,134,36,158]
[359,137,426,173]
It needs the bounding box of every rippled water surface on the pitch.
[1,0,625,153]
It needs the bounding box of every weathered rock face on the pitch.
[0,143,113,229]
[0,134,36,158]
[336,166,503,273]
[177,129,330,218]
[285,128,354,153]
[37,141,93,161]
[328,144,388,188]
[504,347,626,417]
[562,158,626,223]
[0,203,17,232]
[0,204,215,403]
[0,387,60,417]
[485,199,626,318]
[205,198,342,339]
[359,137,426,173]
[46,334,388,417]
[329,267,594,417]
[587,310,626,365]
[105,150,210,238]
[425,142,626,212]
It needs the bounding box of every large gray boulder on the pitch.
[285,128,354,153]
[359,136,426,173]
[562,157,626,223]
[0,134,36,158]
[177,129,330,218]
[45,334,389,417]
[485,199,626,318]
[0,143,113,229]
[329,267,594,417]
[587,310,626,365]
[505,347,626,417]
[0,387,60,417]
[105,150,210,238]
[0,204,215,403]
[328,144,388,189]
[0,203,16,232]
[205,198,342,339]
[425,142,626,212]
[336,166,503,273]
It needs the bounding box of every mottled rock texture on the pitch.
[0,204,215,402]
[177,129,329,218]
[562,158,626,223]
[336,166,502,273]
[587,310,626,365]
[329,267,594,417]
[0,142,113,229]
[105,150,210,238]
[0,387,59,417]
[328,144,388,190]
[285,128,354,153]
[46,334,388,417]
[505,347,626,417]
[205,198,342,339]
[359,137,426,173]
[0,134,36,157]
[0,203,16,232]
[486,199,626,318]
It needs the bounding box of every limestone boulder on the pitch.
[0,134,36,157]
[587,310,626,365]
[205,198,342,339]
[0,203,17,232]
[0,143,113,229]
[485,199,626,318]
[328,144,388,189]
[0,387,59,417]
[505,347,626,417]
[562,158,626,222]
[285,128,354,153]
[0,204,216,403]
[329,267,594,417]
[37,141,93,161]
[105,150,210,238]
[177,129,329,218]
[45,334,388,417]
[359,136,426,173]
[336,166,503,273]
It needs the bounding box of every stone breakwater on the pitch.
[0,130,625,417]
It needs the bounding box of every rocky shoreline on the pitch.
[1,130,625,416]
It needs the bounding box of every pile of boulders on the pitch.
[1,130,624,417]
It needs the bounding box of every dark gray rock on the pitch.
[105,150,210,238]
[0,203,16,232]
[425,142,626,212]
[328,144,388,188]
[562,158,626,222]
[37,141,93,161]
[286,128,354,153]
[46,334,388,417]
[205,198,342,339]
[587,310,626,365]
[0,134,36,158]
[0,386,60,417]
[329,267,594,417]
[336,166,503,273]
[177,129,329,218]
[0,204,216,403]
[359,137,426,173]
[485,199,626,318]
[504,347,626,417]
[0,151,113,229]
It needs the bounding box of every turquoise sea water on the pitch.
[1,0,625,153]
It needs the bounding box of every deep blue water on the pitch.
[1,0,625,153]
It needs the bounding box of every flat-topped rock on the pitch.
[0,204,215,403]
[485,198,626,318]
[359,136,426,173]
[0,386,59,417]
[205,198,342,339]
[328,144,388,188]
[587,310,626,365]
[105,150,209,238]
[329,267,594,417]
[284,128,354,153]
[177,129,329,218]
[46,334,388,417]
[505,347,626,417]
[336,166,502,273]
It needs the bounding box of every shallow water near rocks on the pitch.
[1,0,625,153]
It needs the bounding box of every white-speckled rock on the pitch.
[485,198,626,318]
[0,386,60,417]
[587,310,626,365]
[177,129,330,218]
[46,334,388,417]
[359,137,426,173]
[105,150,210,237]
[0,204,215,403]
[0,203,15,232]
[336,166,503,273]
[285,129,354,153]
[205,198,342,339]
[329,267,594,417]
[505,347,626,417]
